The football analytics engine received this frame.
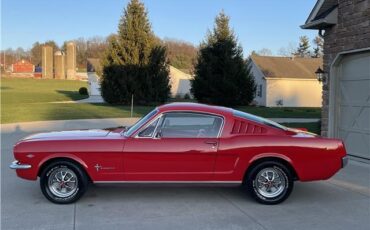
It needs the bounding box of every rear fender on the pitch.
[247,153,300,180]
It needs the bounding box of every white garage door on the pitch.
[338,52,370,160]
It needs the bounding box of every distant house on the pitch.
[85,60,192,98]
[249,55,323,107]
[12,59,34,73]
[169,66,192,98]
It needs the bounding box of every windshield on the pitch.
[233,110,287,130]
[123,109,158,137]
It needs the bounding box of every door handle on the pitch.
[204,141,218,149]
[204,141,218,145]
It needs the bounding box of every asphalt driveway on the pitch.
[1,119,370,230]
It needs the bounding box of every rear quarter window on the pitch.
[233,110,287,131]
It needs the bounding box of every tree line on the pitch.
[1,34,319,74]
[252,35,323,58]
[1,36,198,73]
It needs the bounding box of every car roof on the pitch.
[157,103,233,116]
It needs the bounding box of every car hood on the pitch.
[22,129,112,141]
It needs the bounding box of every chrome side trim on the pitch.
[94,181,242,184]
[9,160,32,170]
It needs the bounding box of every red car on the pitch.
[10,103,348,204]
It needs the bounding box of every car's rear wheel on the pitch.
[245,161,294,205]
[40,160,89,204]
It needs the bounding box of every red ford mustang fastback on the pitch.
[10,103,348,204]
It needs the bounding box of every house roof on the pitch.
[251,55,323,79]
[169,66,192,80]
[301,0,338,29]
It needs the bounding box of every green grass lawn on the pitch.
[235,106,320,118]
[1,77,88,104]
[1,77,321,124]
[1,103,153,124]
[0,78,153,123]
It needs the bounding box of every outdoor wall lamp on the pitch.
[315,67,327,84]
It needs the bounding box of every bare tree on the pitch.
[256,48,273,56]
[162,38,198,73]
[278,42,297,57]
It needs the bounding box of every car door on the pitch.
[123,112,224,181]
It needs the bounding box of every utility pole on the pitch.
[3,50,6,71]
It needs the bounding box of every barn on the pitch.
[12,59,34,73]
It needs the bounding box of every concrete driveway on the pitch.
[1,119,370,230]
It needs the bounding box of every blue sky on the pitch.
[1,0,317,56]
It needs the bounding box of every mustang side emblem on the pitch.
[94,164,115,172]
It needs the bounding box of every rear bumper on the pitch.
[341,156,349,168]
[9,160,32,170]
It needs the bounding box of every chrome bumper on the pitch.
[9,160,32,170]
[341,156,349,168]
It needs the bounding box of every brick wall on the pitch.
[321,0,370,136]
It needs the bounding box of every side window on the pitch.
[158,113,223,138]
[138,118,159,137]
[257,84,262,97]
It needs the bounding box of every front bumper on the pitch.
[341,156,349,168]
[9,160,32,170]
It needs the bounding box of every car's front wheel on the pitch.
[245,161,294,205]
[40,160,89,204]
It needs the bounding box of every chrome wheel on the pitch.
[48,168,78,198]
[254,167,286,198]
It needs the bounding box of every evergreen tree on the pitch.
[101,0,170,104]
[191,12,256,106]
[312,36,323,58]
[295,36,311,57]
[147,46,171,103]
[30,42,42,66]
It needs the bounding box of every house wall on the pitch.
[321,0,370,136]
[249,61,266,106]
[266,78,322,107]
[169,66,192,98]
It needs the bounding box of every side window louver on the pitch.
[231,120,267,134]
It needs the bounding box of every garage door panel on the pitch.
[354,107,370,131]
[340,80,370,103]
[339,106,362,128]
[341,55,370,80]
[339,131,370,159]
[337,52,370,159]
[339,106,370,130]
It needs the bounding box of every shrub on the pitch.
[184,93,190,99]
[79,87,88,95]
